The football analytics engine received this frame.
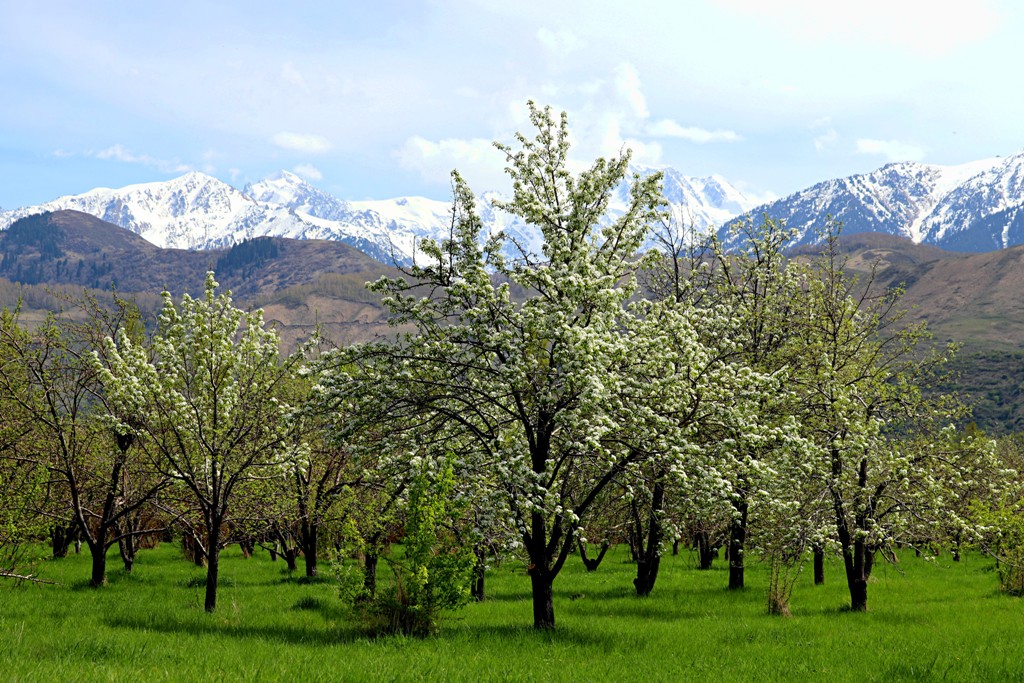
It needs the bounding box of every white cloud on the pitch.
[396,60,745,191]
[647,119,741,143]
[293,163,323,181]
[715,0,999,57]
[281,62,308,90]
[271,132,333,154]
[613,63,648,120]
[92,144,192,173]
[814,129,839,153]
[396,135,507,189]
[855,138,926,162]
[536,27,585,56]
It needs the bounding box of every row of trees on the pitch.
[0,104,1018,633]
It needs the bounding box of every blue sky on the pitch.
[1,0,1020,208]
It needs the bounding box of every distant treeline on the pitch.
[215,237,280,278]
[941,350,1024,435]
[253,272,383,309]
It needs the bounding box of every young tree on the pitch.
[97,273,295,611]
[319,103,670,628]
[0,308,48,581]
[677,216,811,591]
[793,228,1002,611]
[0,298,167,587]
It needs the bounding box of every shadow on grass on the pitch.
[68,570,149,591]
[105,613,363,646]
[104,612,616,648]
[444,622,620,647]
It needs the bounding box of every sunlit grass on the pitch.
[1,542,1020,681]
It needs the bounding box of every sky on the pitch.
[1,0,1021,209]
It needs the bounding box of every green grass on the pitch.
[1,543,1021,681]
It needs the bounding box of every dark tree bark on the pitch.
[813,546,825,585]
[51,523,76,559]
[118,535,137,572]
[632,475,666,597]
[204,518,222,612]
[282,546,298,572]
[471,546,486,601]
[832,451,878,612]
[182,527,207,567]
[695,530,716,570]
[529,569,555,630]
[88,541,107,587]
[363,551,378,597]
[728,496,748,590]
[525,504,558,629]
[300,520,319,578]
[578,540,610,572]
[269,523,299,572]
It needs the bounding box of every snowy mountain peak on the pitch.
[244,171,352,222]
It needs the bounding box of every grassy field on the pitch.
[1,542,1021,682]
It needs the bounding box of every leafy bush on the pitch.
[336,455,474,637]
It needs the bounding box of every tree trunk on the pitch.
[118,520,138,573]
[301,522,319,578]
[728,497,748,590]
[282,546,298,572]
[363,552,378,597]
[530,571,555,630]
[634,555,661,597]
[204,522,222,612]
[578,540,610,572]
[813,546,825,585]
[119,540,136,572]
[696,530,716,570]
[634,477,665,597]
[526,501,557,629]
[849,574,867,611]
[51,523,75,559]
[89,542,107,587]
[471,546,486,601]
[183,528,207,567]
[836,518,870,611]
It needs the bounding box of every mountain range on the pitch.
[4,151,1024,260]
[0,167,757,266]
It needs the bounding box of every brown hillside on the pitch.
[0,210,399,347]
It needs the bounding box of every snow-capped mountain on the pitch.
[0,172,327,252]
[644,166,754,228]
[721,153,1024,252]
[0,168,760,264]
